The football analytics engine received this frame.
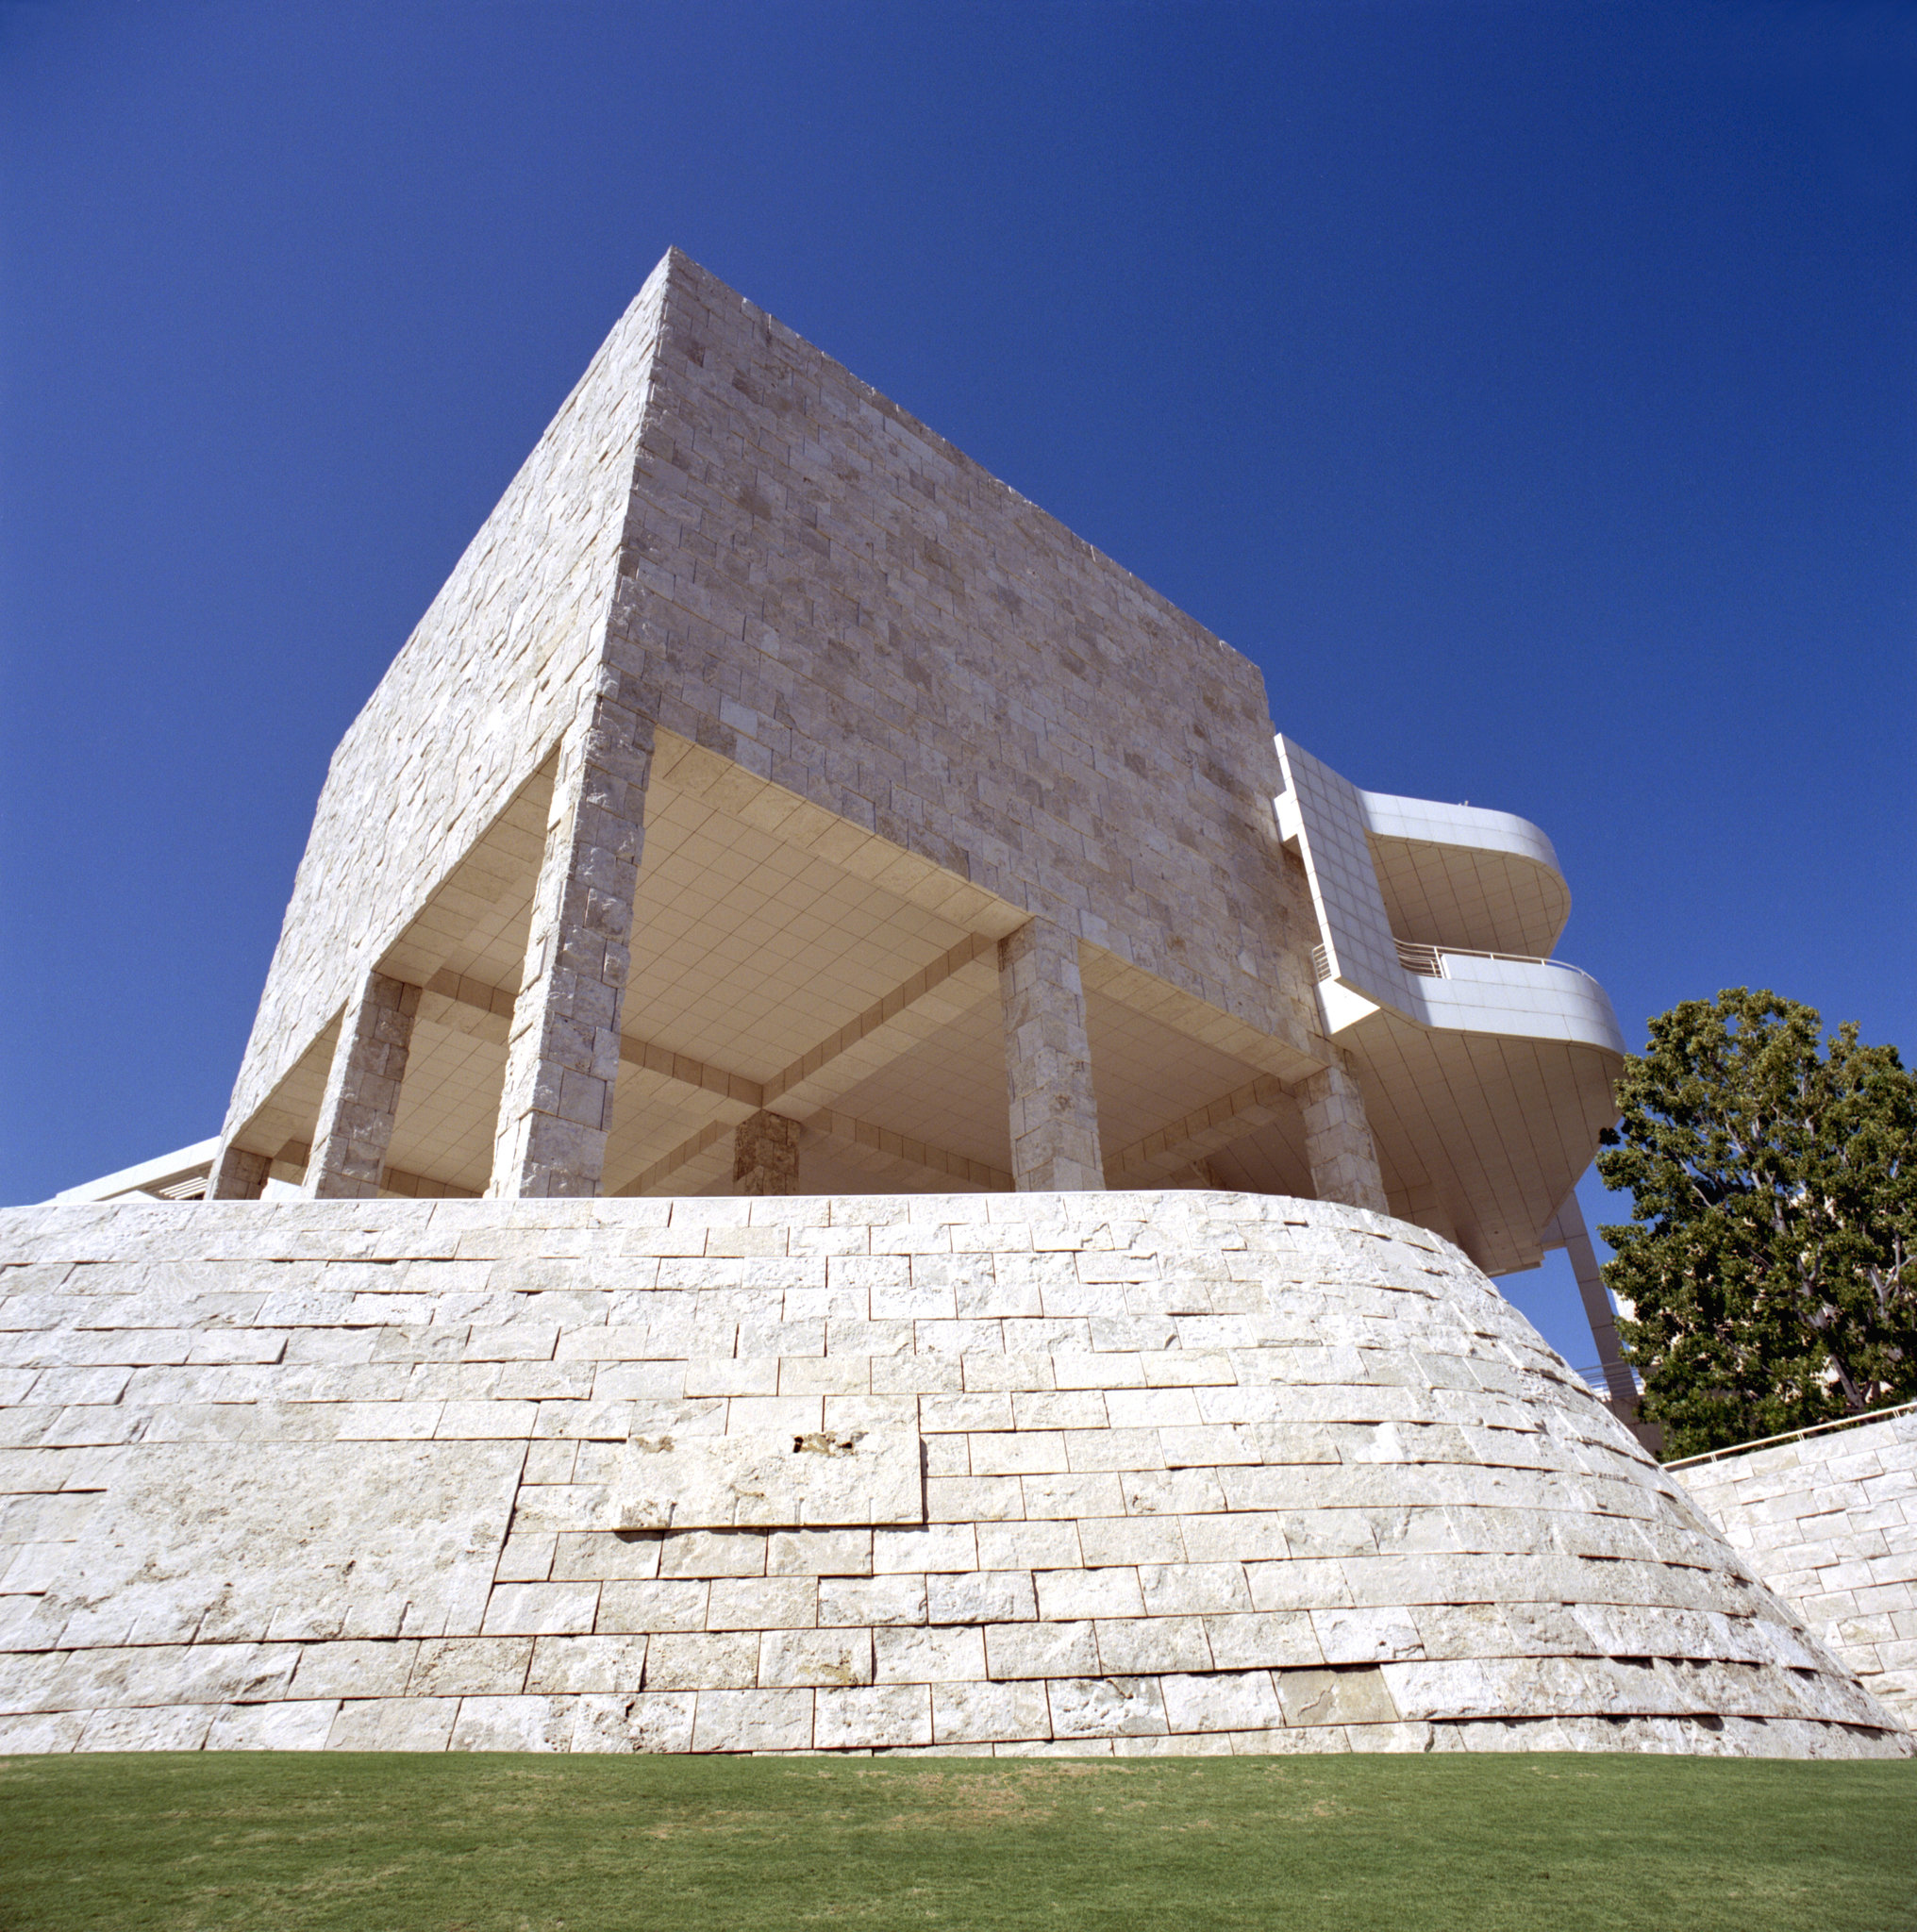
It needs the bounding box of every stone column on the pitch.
[490,672,652,1198]
[204,1143,271,1201]
[998,918,1104,1191]
[1299,1060,1389,1214]
[305,971,421,1199]
[734,1110,800,1195]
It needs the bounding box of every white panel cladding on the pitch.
[1415,954,1626,1055]
[1275,736,1417,1022]
[0,1191,1907,1759]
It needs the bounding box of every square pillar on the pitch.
[734,1110,800,1195]
[491,674,652,1198]
[1298,1060,1389,1214]
[998,917,1105,1191]
[305,970,421,1199]
[204,1143,271,1201]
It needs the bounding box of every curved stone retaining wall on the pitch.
[0,1191,1907,1757]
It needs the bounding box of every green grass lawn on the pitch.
[2,1751,1913,1932]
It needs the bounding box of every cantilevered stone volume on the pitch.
[4,250,1908,1757]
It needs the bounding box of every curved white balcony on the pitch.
[1391,941,1625,1056]
[1276,731,1625,1276]
[1359,791,1571,959]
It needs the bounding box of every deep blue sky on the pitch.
[3,2,1912,1364]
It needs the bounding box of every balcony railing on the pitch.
[1310,938,1603,992]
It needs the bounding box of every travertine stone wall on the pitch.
[221,249,1326,1164]
[1676,1407,1917,1725]
[306,972,420,1200]
[0,1193,1904,1758]
[609,256,1316,1052]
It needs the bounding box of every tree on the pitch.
[1595,988,1916,1460]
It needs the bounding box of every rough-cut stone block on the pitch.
[26,1441,519,1651]
[612,1427,922,1531]
[758,1628,873,1689]
[207,1699,339,1750]
[525,1635,650,1694]
[1048,1676,1169,1739]
[691,1688,814,1753]
[570,1690,695,1753]
[326,1696,459,1750]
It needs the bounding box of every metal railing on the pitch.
[1397,938,1606,991]
[1312,937,1605,992]
[1663,1397,1917,1471]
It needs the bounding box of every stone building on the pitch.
[0,251,1906,1757]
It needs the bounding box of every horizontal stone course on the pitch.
[0,1191,1909,1757]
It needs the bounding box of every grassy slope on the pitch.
[1,1752,1913,1932]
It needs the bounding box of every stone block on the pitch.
[596,1581,710,1633]
[570,1690,696,1753]
[645,1632,758,1691]
[525,1635,650,1694]
[767,1529,873,1576]
[691,1689,814,1753]
[77,1704,215,1750]
[819,1575,926,1627]
[0,1709,86,1754]
[1275,1666,1400,1727]
[706,1576,817,1631]
[985,1621,1097,1680]
[289,1641,419,1700]
[658,1531,769,1578]
[1161,1670,1284,1734]
[325,1696,460,1750]
[932,1678,1052,1744]
[207,1699,339,1750]
[1047,1676,1169,1739]
[26,1440,518,1651]
[874,1624,987,1684]
[928,1571,1038,1624]
[758,1628,873,1689]
[408,1639,532,1698]
[450,1695,580,1751]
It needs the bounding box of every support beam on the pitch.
[1298,1060,1389,1214]
[999,919,1104,1191]
[1543,1190,1639,1412]
[1106,1073,1293,1186]
[734,1110,800,1195]
[433,933,1001,1197]
[761,934,998,1114]
[1076,945,1322,1083]
[491,675,652,1198]
[803,1110,1012,1192]
[305,972,421,1200]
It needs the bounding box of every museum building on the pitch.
[1,251,1906,1757]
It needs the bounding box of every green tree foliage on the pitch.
[1596,989,1916,1459]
